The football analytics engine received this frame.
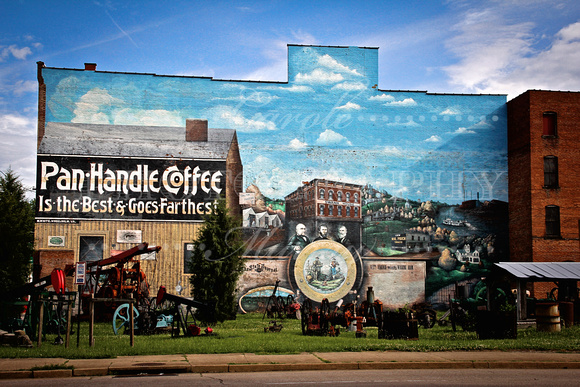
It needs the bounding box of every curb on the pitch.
[2,361,580,379]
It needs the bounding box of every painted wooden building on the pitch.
[35,63,242,296]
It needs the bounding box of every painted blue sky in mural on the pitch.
[2,0,580,193]
[42,45,507,203]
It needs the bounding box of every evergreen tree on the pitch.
[0,169,34,295]
[189,199,245,323]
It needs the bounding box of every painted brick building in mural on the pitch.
[507,90,580,298]
[34,45,509,309]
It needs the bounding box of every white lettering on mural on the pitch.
[37,195,215,216]
[40,161,222,196]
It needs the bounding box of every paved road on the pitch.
[2,369,580,386]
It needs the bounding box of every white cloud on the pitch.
[425,135,442,142]
[295,68,344,84]
[369,94,395,102]
[289,138,308,149]
[331,82,367,91]
[0,113,36,136]
[384,98,417,107]
[0,45,32,61]
[443,6,580,99]
[0,113,37,193]
[318,54,362,76]
[13,80,37,96]
[335,102,362,110]
[316,129,353,146]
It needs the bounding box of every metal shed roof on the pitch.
[495,262,580,281]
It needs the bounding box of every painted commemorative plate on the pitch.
[293,240,356,302]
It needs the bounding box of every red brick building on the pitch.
[507,90,580,298]
[285,179,363,248]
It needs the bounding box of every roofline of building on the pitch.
[36,61,510,97]
[287,43,379,50]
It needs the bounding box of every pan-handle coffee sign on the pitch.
[36,155,226,221]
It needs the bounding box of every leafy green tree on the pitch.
[0,169,34,295]
[189,199,245,323]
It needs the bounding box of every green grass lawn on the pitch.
[1,313,579,359]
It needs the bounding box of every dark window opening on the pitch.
[184,243,194,274]
[79,236,104,263]
[543,155,559,188]
[545,205,561,238]
[543,112,557,136]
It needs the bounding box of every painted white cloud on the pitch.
[289,138,308,149]
[209,106,277,132]
[295,68,344,84]
[453,127,476,134]
[316,129,353,146]
[369,94,395,102]
[318,54,361,76]
[424,135,442,142]
[71,88,124,124]
[382,146,404,156]
[332,82,367,91]
[384,98,417,107]
[113,108,183,126]
[283,85,314,92]
[213,91,280,106]
[440,108,461,115]
[335,102,362,110]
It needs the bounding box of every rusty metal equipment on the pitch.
[2,268,75,343]
[79,243,161,310]
[357,287,383,327]
[378,309,419,340]
[300,298,343,336]
[263,280,300,320]
[411,303,437,329]
[155,286,214,337]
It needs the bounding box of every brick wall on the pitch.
[33,249,75,291]
[508,90,580,298]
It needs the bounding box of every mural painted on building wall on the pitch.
[41,45,508,307]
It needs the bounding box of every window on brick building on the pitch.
[337,191,343,201]
[319,204,325,216]
[329,205,333,216]
[319,188,325,199]
[542,112,557,136]
[346,192,351,202]
[545,205,561,238]
[543,156,559,188]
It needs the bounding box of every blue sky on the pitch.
[2,0,580,194]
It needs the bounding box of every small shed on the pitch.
[494,262,580,320]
